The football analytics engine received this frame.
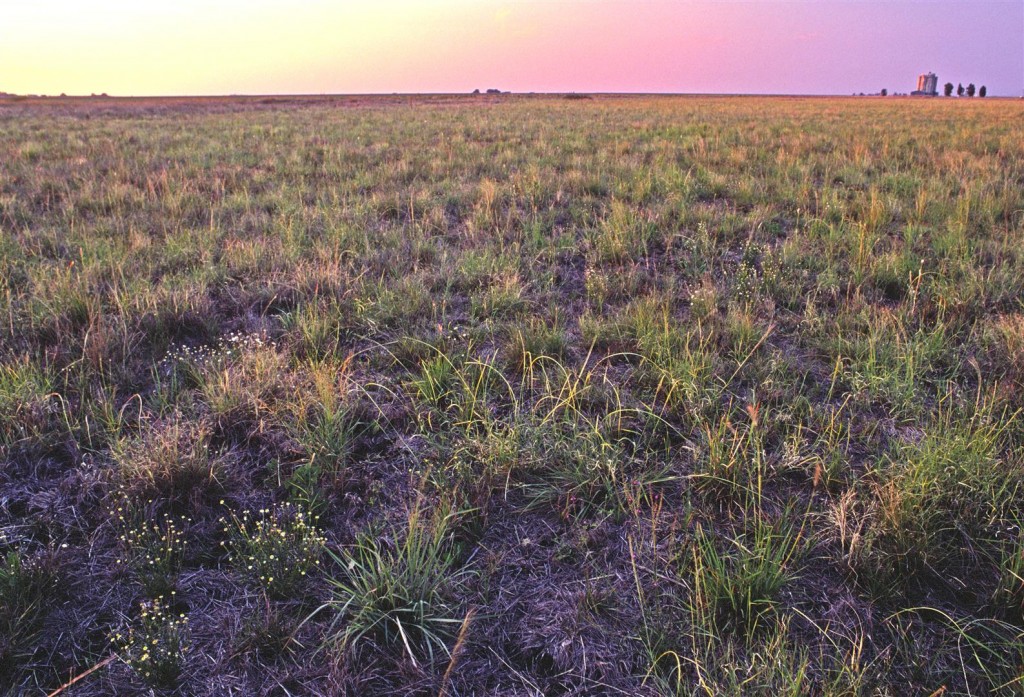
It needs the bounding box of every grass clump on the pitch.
[992,524,1024,623]
[319,502,467,666]
[232,602,300,661]
[288,405,359,512]
[527,419,670,521]
[194,334,290,442]
[293,402,357,475]
[0,357,54,448]
[510,315,569,366]
[647,622,812,697]
[691,406,766,505]
[690,517,804,637]
[282,299,353,360]
[284,356,368,511]
[0,548,57,671]
[629,299,718,422]
[855,392,1021,589]
[112,417,226,504]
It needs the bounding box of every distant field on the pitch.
[1,95,1022,695]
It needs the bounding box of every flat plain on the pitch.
[1,94,1023,695]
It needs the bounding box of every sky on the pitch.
[2,0,1022,96]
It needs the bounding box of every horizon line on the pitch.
[3,90,1019,99]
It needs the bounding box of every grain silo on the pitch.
[915,73,938,96]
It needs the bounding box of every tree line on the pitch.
[944,82,987,98]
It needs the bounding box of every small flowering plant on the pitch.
[113,594,190,688]
[159,332,275,380]
[222,503,326,599]
[114,506,190,597]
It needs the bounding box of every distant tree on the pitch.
[957,83,964,97]
[944,82,954,97]
[881,88,888,96]
[979,85,987,98]
[966,83,976,97]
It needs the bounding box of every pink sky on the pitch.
[3,1,1022,96]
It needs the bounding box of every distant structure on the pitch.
[912,72,938,96]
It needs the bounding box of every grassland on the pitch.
[1,93,1023,695]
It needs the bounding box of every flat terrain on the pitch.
[1,94,1023,695]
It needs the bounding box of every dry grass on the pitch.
[1,93,1023,695]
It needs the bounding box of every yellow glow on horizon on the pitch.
[2,1,463,95]
[2,0,682,95]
